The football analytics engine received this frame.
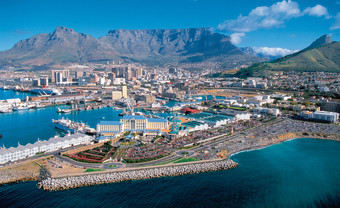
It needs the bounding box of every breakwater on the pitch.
[39,159,238,191]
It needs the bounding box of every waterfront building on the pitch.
[135,94,156,103]
[97,115,169,137]
[0,134,92,164]
[203,116,232,128]
[181,121,209,132]
[112,91,122,100]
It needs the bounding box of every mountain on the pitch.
[0,26,114,66]
[0,27,264,67]
[214,35,340,78]
[240,47,258,57]
[305,34,333,50]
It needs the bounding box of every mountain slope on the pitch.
[227,36,340,78]
[0,26,116,65]
[0,27,264,67]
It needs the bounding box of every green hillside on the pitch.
[213,42,340,78]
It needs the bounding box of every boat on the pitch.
[57,108,72,114]
[13,106,30,111]
[0,108,13,113]
[1,86,10,90]
[30,88,62,96]
[52,118,97,135]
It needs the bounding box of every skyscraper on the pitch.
[122,85,128,98]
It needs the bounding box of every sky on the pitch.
[0,0,339,56]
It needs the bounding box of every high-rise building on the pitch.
[40,77,49,87]
[75,71,84,78]
[51,70,70,83]
[108,73,116,84]
[137,67,143,77]
[126,67,132,81]
[32,79,41,86]
[122,85,128,98]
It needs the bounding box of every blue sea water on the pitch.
[0,138,339,208]
[0,89,122,148]
[1,90,340,207]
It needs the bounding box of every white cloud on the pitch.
[217,0,301,33]
[230,33,245,44]
[303,4,329,18]
[330,12,340,30]
[253,47,299,57]
[217,0,329,33]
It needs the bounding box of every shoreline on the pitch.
[229,132,340,158]
[2,132,340,190]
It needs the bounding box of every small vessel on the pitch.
[0,108,13,113]
[57,108,72,113]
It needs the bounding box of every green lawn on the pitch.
[173,157,199,164]
[84,168,106,173]
[228,106,247,111]
[108,164,117,168]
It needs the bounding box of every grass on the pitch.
[84,168,106,173]
[173,157,199,164]
[179,145,199,150]
[108,164,117,168]
[228,106,247,111]
[148,157,184,166]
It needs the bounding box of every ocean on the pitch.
[0,90,340,207]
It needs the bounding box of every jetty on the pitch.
[38,159,238,191]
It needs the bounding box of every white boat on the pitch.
[0,108,13,113]
[13,106,30,111]
[57,108,72,113]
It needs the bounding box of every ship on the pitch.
[30,88,62,96]
[52,118,97,135]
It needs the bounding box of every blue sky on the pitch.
[0,0,339,54]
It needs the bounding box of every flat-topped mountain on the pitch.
[0,26,263,67]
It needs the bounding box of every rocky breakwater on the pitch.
[39,159,238,191]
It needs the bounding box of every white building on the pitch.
[301,111,339,123]
[253,107,281,117]
[0,134,92,164]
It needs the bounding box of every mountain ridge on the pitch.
[0,26,264,68]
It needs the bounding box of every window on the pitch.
[131,119,136,130]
